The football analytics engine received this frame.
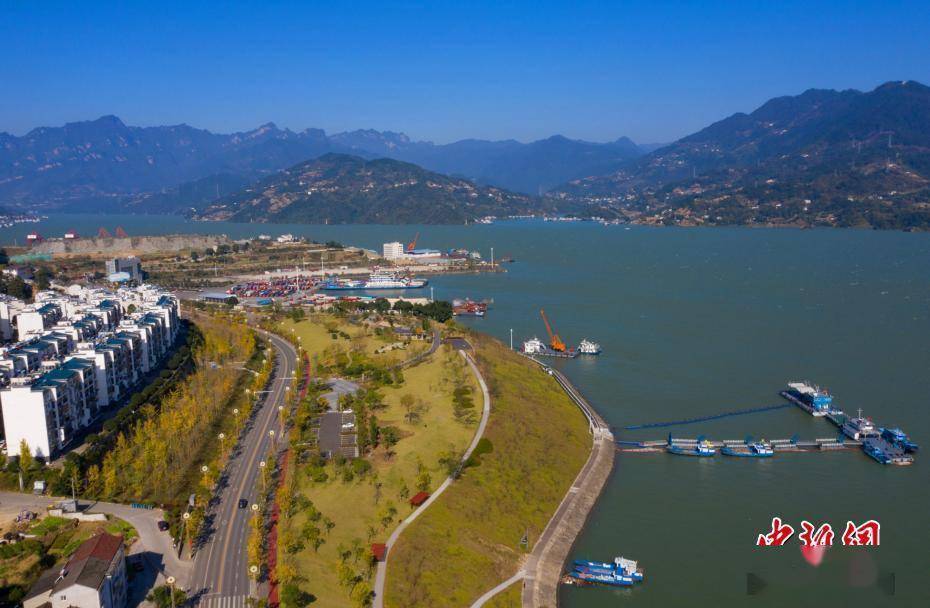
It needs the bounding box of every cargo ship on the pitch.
[522,337,579,358]
[862,437,914,465]
[880,427,919,452]
[781,382,836,416]
[577,339,602,355]
[841,409,880,441]
[321,271,428,291]
[721,441,774,458]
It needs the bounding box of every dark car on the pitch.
[157,520,169,532]
[238,498,249,509]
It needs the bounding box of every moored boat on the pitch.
[880,427,919,452]
[577,339,602,355]
[841,409,880,440]
[667,436,716,457]
[722,441,774,458]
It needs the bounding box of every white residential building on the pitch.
[0,285,180,458]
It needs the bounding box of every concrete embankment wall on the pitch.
[34,234,230,256]
[523,366,615,608]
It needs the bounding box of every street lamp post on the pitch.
[219,432,226,456]
[181,512,191,554]
[233,407,240,435]
[166,576,177,608]
[259,460,267,492]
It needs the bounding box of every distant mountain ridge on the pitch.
[196,153,557,224]
[0,116,646,212]
[553,81,930,229]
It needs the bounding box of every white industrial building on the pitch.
[0,285,180,459]
[383,241,405,259]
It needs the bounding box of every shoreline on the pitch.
[518,360,614,608]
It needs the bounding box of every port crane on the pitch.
[407,231,420,252]
[540,309,566,352]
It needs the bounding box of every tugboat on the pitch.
[577,339,602,355]
[666,434,716,457]
[842,409,880,441]
[722,440,774,458]
[567,569,634,586]
[880,427,919,452]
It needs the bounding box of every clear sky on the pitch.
[2,0,929,144]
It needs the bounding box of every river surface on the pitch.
[4,215,929,606]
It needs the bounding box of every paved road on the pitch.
[372,349,492,608]
[190,329,297,607]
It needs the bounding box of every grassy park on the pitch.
[382,332,590,608]
[274,313,478,607]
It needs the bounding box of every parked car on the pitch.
[157,520,169,532]
[238,498,249,509]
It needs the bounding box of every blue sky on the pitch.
[2,1,929,143]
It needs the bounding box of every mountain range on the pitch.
[554,80,930,229]
[2,80,930,228]
[0,116,646,213]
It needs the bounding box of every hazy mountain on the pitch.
[330,131,644,193]
[553,81,930,229]
[0,116,343,211]
[0,116,645,212]
[196,153,556,224]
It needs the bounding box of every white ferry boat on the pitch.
[577,339,601,355]
[842,409,880,440]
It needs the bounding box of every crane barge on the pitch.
[522,310,579,357]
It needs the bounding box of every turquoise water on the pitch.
[5,216,929,606]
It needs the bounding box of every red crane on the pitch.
[406,231,420,252]
[540,309,566,352]
[114,226,129,238]
[98,227,112,238]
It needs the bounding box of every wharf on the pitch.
[617,437,862,453]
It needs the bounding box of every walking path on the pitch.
[372,349,492,608]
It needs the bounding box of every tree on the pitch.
[18,439,33,476]
[33,267,52,290]
[147,585,188,608]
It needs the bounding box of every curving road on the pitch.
[190,329,297,608]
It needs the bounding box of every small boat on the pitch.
[667,435,716,457]
[577,339,602,355]
[573,556,643,581]
[722,440,774,458]
[569,569,635,587]
[880,427,919,452]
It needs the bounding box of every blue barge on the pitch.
[880,427,919,453]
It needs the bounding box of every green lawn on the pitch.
[284,316,477,607]
[483,581,521,608]
[383,332,590,608]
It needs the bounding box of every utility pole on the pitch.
[490,247,494,268]
[510,328,513,350]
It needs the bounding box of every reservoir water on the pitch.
[5,215,929,606]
